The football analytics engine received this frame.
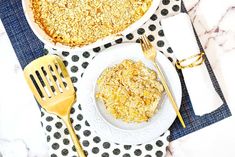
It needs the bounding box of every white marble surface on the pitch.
[167,0,235,157]
[0,0,235,156]
[0,21,48,156]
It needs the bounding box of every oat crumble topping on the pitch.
[96,60,164,123]
[31,0,152,47]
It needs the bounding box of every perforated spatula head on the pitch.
[24,55,86,157]
[24,55,76,116]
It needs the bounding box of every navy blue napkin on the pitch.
[0,0,44,69]
[168,2,231,140]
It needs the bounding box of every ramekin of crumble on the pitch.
[22,0,160,51]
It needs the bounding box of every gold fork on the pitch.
[140,35,186,128]
[24,55,86,157]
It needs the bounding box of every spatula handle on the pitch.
[63,116,86,157]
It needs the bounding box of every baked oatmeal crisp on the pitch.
[96,59,164,123]
[31,0,152,47]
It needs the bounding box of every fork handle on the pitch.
[63,116,86,157]
[153,62,186,128]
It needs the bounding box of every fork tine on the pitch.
[143,35,149,44]
[142,35,152,49]
[141,35,148,50]
[140,36,148,52]
[140,36,146,52]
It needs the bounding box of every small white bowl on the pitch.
[22,0,160,52]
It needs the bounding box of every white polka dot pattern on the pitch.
[41,0,181,156]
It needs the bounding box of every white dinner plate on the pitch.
[78,43,182,144]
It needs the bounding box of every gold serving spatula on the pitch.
[24,55,86,157]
